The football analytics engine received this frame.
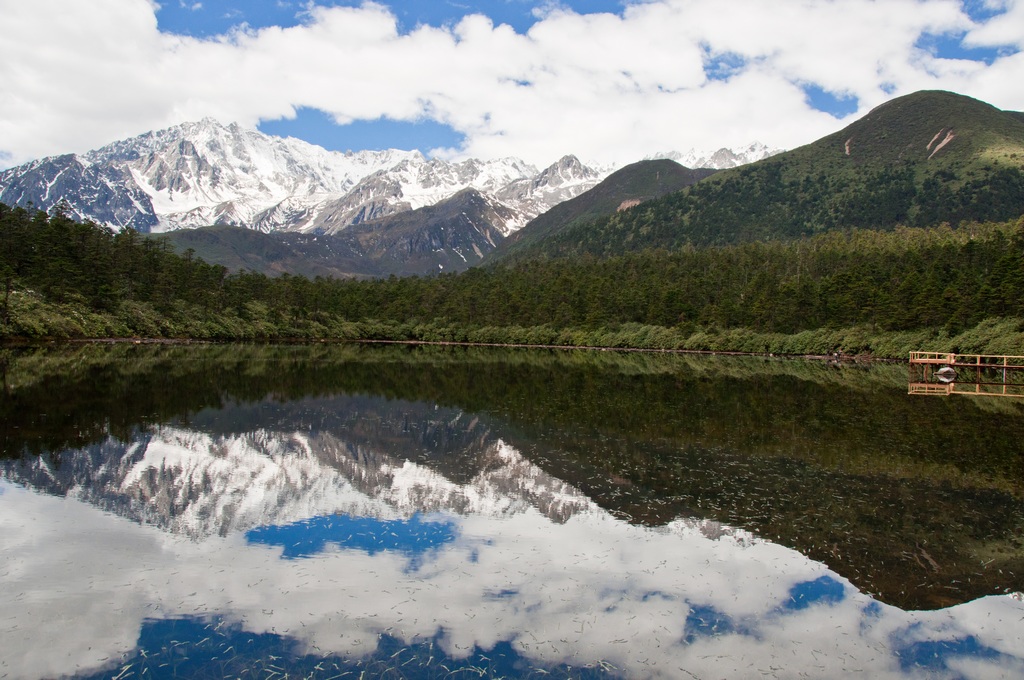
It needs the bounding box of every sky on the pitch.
[1,0,1023,170]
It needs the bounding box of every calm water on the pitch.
[1,343,1023,679]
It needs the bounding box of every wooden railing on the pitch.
[909,351,956,364]
[910,352,1024,368]
[908,352,1024,397]
[908,382,953,396]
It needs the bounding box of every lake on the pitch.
[1,343,1023,679]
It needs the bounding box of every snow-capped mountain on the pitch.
[0,395,601,539]
[0,120,778,238]
[0,153,162,231]
[648,142,782,169]
[492,155,605,233]
[0,119,609,235]
[1,417,745,545]
[306,153,553,236]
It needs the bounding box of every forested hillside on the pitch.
[3,202,1023,358]
[489,159,716,262]
[497,91,1024,261]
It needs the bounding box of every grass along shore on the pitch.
[3,289,1024,360]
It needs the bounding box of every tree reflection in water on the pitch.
[1,343,1023,678]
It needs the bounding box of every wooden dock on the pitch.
[908,352,1024,398]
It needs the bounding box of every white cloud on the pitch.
[0,0,1022,169]
[965,0,1024,47]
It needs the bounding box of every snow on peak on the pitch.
[647,142,782,169]
[1,117,776,238]
[25,423,604,539]
[18,118,608,235]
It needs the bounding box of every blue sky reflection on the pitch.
[246,512,458,561]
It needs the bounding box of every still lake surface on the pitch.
[1,343,1023,679]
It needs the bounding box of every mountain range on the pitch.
[160,158,721,277]
[0,119,777,276]
[0,391,745,544]
[0,119,606,235]
[5,90,1019,279]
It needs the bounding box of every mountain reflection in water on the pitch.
[1,343,1023,679]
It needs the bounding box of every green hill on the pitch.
[487,159,716,263]
[788,89,1024,173]
[158,225,370,279]
[494,90,1024,261]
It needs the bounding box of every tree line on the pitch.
[2,202,1023,357]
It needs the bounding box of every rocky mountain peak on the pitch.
[533,155,598,188]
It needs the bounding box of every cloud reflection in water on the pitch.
[1,445,1022,680]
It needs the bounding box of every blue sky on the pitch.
[155,0,628,37]
[2,0,1023,168]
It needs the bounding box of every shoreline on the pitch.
[1,335,900,364]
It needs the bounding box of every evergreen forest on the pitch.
[3,202,1024,358]
[508,163,1024,260]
